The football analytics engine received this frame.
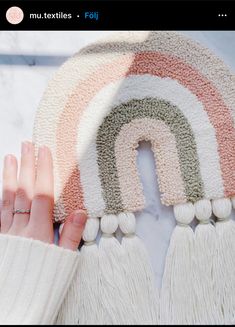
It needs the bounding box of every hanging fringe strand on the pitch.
[56,199,235,325]
[212,198,235,325]
[160,203,195,325]
[193,199,222,324]
[118,212,159,324]
[99,214,136,325]
[56,218,101,325]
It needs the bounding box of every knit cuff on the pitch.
[0,234,79,325]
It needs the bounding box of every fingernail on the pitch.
[72,210,87,226]
[4,154,14,166]
[21,141,30,155]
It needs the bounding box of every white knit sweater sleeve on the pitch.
[0,234,79,325]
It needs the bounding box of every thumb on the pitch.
[59,210,87,251]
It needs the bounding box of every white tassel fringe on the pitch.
[56,199,235,325]
[193,199,222,324]
[56,218,102,325]
[99,214,135,325]
[212,198,235,325]
[77,218,102,325]
[231,197,235,209]
[160,203,195,325]
[118,212,159,324]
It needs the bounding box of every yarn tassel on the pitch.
[118,212,159,324]
[232,197,235,210]
[160,203,195,325]
[99,214,135,325]
[56,218,102,325]
[212,198,235,324]
[193,199,222,324]
[77,218,104,325]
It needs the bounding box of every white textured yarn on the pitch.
[118,212,159,324]
[173,202,195,224]
[99,214,135,325]
[57,218,102,325]
[193,199,222,324]
[118,212,136,234]
[212,198,235,324]
[0,234,78,325]
[83,217,100,242]
[160,203,195,324]
[212,198,232,219]
[78,75,224,217]
[79,218,102,324]
[194,199,212,222]
[232,197,235,209]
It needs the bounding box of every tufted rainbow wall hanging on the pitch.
[33,31,235,325]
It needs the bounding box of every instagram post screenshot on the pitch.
[0,0,235,325]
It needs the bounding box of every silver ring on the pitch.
[13,209,31,215]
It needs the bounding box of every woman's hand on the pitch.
[0,141,87,251]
